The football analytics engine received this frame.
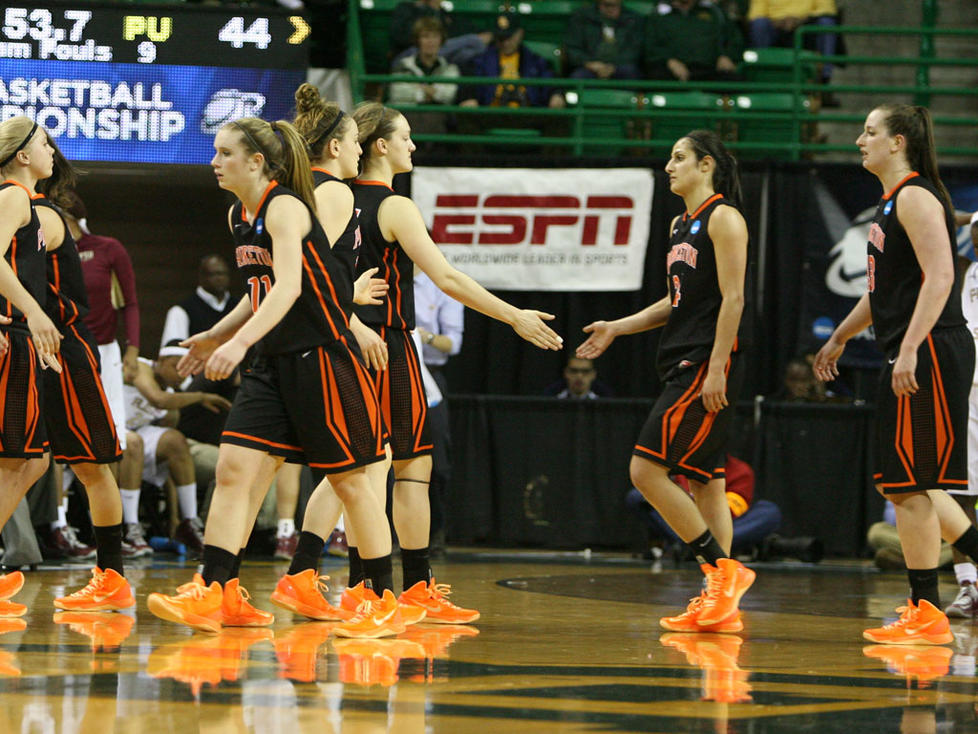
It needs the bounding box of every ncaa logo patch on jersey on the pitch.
[255,218,264,235]
[690,220,701,235]
[883,201,893,216]
[37,230,45,252]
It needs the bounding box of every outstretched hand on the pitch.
[511,310,563,350]
[353,267,389,306]
[178,331,223,377]
[576,321,616,359]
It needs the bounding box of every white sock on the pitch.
[278,518,295,538]
[51,505,67,531]
[176,483,198,520]
[120,489,141,525]
[955,562,978,586]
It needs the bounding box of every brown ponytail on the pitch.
[292,83,348,161]
[224,117,317,215]
[876,103,951,211]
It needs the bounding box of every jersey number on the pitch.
[867,255,876,293]
[671,274,682,307]
[247,275,273,312]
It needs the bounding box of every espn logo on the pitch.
[430,195,635,246]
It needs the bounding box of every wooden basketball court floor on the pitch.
[2,552,978,733]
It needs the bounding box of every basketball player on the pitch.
[814,105,975,644]
[269,85,402,625]
[147,117,403,637]
[34,136,133,612]
[347,102,562,623]
[577,130,754,633]
[0,117,63,616]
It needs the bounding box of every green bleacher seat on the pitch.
[730,93,810,156]
[741,47,819,84]
[647,91,724,152]
[577,88,644,155]
[523,40,564,75]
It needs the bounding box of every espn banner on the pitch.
[412,167,654,291]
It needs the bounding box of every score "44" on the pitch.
[218,16,271,49]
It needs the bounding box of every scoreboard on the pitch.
[0,2,311,164]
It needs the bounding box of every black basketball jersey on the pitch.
[658,194,749,380]
[867,172,965,355]
[34,194,88,327]
[312,167,362,298]
[0,180,46,327]
[231,181,353,355]
[352,180,416,330]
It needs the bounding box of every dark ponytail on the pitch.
[683,129,743,209]
[37,134,79,209]
[875,103,951,211]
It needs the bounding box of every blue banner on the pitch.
[0,59,304,164]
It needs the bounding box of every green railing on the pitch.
[347,4,978,161]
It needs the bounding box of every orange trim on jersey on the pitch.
[382,248,396,326]
[0,348,10,451]
[893,392,915,485]
[882,172,920,201]
[23,338,41,451]
[683,193,724,222]
[403,335,430,453]
[71,323,119,441]
[221,431,304,453]
[927,333,957,484]
[59,354,96,461]
[317,349,356,465]
[390,250,405,328]
[2,179,33,197]
[300,245,346,340]
[241,181,279,222]
[354,179,394,191]
[677,358,731,471]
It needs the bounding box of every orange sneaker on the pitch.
[334,589,406,639]
[333,638,426,687]
[0,619,26,635]
[399,624,480,659]
[222,578,274,627]
[340,581,379,615]
[53,611,135,652]
[54,567,134,612]
[863,644,953,687]
[0,571,24,601]
[863,599,954,645]
[398,579,480,624]
[270,569,353,622]
[147,574,223,633]
[274,623,334,682]
[660,591,744,633]
[696,559,755,627]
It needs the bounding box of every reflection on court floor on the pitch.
[1,555,977,732]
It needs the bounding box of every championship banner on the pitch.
[0,60,304,164]
[412,167,654,291]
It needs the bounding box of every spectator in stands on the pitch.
[458,11,566,110]
[747,1,839,91]
[156,254,237,504]
[124,358,231,556]
[544,355,614,397]
[564,0,645,81]
[645,0,744,82]
[390,0,492,69]
[66,196,147,556]
[388,18,460,148]
[626,454,782,559]
[389,18,460,106]
[868,500,953,571]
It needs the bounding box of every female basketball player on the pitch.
[147,118,403,637]
[268,84,399,623]
[347,102,563,623]
[34,137,133,612]
[0,117,64,617]
[577,130,754,633]
[815,105,976,644]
